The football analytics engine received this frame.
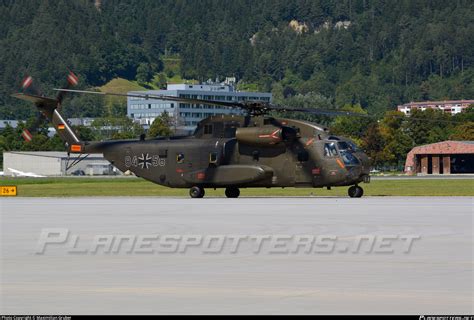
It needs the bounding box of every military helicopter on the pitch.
[12,76,371,198]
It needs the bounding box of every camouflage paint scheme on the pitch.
[13,93,370,198]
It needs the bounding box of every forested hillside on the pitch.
[1,0,473,119]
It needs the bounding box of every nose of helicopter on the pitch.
[355,151,371,179]
[358,152,371,173]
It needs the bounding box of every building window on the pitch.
[204,124,213,134]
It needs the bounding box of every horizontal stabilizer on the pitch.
[11,93,57,108]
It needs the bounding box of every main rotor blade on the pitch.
[54,88,244,108]
[54,88,467,123]
[55,88,375,117]
[382,113,464,123]
[270,105,372,117]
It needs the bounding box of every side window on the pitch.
[324,142,338,157]
[204,124,213,134]
[159,149,168,158]
[209,152,218,164]
[176,153,185,163]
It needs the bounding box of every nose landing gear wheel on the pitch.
[190,186,205,198]
[225,187,240,198]
[348,185,363,198]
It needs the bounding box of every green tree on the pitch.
[449,122,474,140]
[75,126,96,141]
[404,109,451,145]
[378,111,414,167]
[1,0,474,121]
[91,117,143,140]
[136,63,153,85]
[330,104,374,141]
[361,123,385,167]
[147,112,172,138]
[153,73,168,89]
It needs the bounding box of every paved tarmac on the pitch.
[1,197,472,314]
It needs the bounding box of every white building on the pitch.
[127,83,272,133]
[397,100,474,116]
[3,151,117,176]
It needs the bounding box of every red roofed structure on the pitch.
[397,100,474,115]
[404,141,474,175]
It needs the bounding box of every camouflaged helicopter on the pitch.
[13,76,371,198]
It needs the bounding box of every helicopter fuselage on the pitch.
[13,89,371,198]
[86,115,371,190]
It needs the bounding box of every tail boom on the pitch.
[12,92,83,153]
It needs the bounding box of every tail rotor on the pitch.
[17,71,79,143]
[57,70,79,105]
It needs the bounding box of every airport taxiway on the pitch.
[1,197,473,314]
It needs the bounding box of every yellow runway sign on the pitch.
[1,186,17,196]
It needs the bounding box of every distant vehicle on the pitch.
[86,163,114,175]
[370,169,381,173]
[8,168,46,178]
[70,169,85,176]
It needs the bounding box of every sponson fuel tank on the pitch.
[235,126,297,146]
[182,165,274,186]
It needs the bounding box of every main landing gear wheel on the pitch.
[348,185,364,198]
[225,187,240,198]
[190,186,205,198]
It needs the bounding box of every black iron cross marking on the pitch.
[138,153,152,169]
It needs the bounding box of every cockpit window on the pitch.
[337,141,360,165]
[338,141,359,152]
[348,141,359,152]
[337,141,350,150]
[324,142,338,157]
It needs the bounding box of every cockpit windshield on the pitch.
[324,142,339,157]
[337,141,360,165]
[338,141,359,152]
